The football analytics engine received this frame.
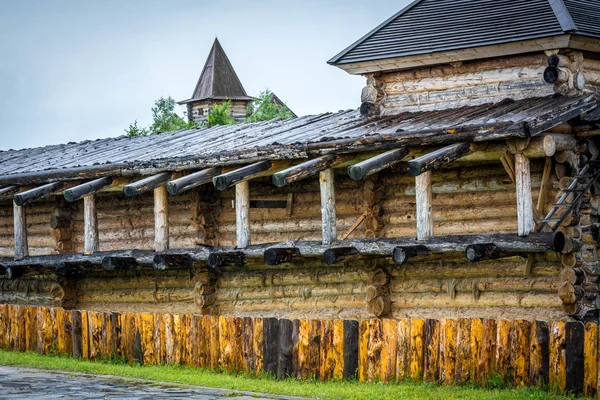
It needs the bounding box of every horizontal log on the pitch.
[167,167,222,196]
[217,294,366,312]
[391,292,561,309]
[367,297,391,317]
[123,172,171,198]
[213,161,272,191]
[264,247,301,266]
[153,254,193,271]
[348,147,408,181]
[392,245,429,265]
[14,182,65,206]
[64,177,113,202]
[272,155,345,187]
[407,143,472,176]
[78,287,195,304]
[0,186,19,199]
[102,256,139,271]
[390,277,559,294]
[207,251,246,269]
[215,282,368,302]
[542,134,577,157]
[323,247,360,265]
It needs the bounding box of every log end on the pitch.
[5,265,23,280]
[553,231,566,253]
[122,186,137,198]
[347,165,365,181]
[63,189,77,203]
[544,66,560,84]
[166,182,179,196]
[271,173,286,188]
[392,247,407,265]
[406,162,421,177]
[366,296,391,317]
[323,249,338,265]
[212,176,230,191]
[152,255,167,271]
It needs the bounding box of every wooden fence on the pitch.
[0,304,598,396]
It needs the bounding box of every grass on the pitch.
[0,350,577,400]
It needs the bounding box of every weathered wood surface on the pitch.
[273,155,347,187]
[123,172,171,198]
[236,181,250,248]
[167,168,221,196]
[13,201,28,260]
[13,182,65,206]
[515,154,534,236]
[154,186,169,252]
[408,143,471,177]
[64,177,113,202]
[83,195,99,254]
[348,148,408,181]
[319,169,336,245]
[415,171,433,240]
[214,161,272,191]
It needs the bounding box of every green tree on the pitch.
[206,100,235,127]
[246,89,293,123]
[125,96,196,137]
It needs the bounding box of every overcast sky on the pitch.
[0,0,409,151]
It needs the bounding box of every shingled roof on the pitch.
[328,0,600,67]
[0,94,596,185]
[178,38,253,104]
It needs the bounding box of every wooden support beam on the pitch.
[83,195,99,254]
[392,245,429,265]
[515,153,534,236]
[415,171,433,240]
[13,201,28,260]
[465,232,566,262]
[348,147,408,181]
[213,161,272,191]
[323,247,359,265]
[13,182,64,206]
[153,253,193,271]
[123,172,171,198]
[0,186,19,199]
[320,168,336,245]
[154,185,169,252]
[64,177,113,202]
[102,256,138,271]
[407,143,471,176]
[166,167,221,196]
[264,247,301,266]
[236,181,250,248]
[272,155,352,187]
[207,251,246,269]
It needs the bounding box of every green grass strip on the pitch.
[0,351,576,400]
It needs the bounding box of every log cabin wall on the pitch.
[0,199,57,257]
[190,100,249,125]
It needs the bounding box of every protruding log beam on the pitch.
[465,232,566,262]
[64,177,113,202]
[213,161,272,191]
[367,296,391,317]
[153,253,192,271]
[320,168,336,245]
[13,182,65,206]
[415,171,433,240]
[323,247,359,265]
[544,66,571,84]
[83,195,99,254]
[167,167,221,196]
[4,265,24,280]
[264,247,301,266]
[542,134,577,157]
[13,201,28,260]
[548,54,572,68]
[0,186,19,199]
[515,153,534,236]
[154,185,169,252]
[123,172,171,198]
[56,261,93,277]
[348,147,408,181]
[236,181,250,248]
[102,256,138,271]
[465,244,502,262]
[272,155,345,187]
[407,143,471,177]
[207,251,246,269]
[392,245,429,265]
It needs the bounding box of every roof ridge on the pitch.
[548,0,578,32]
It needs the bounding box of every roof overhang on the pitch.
[333,34,600,76]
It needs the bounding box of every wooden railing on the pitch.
[0,304,598,396]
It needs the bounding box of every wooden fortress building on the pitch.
[2,0,600,327]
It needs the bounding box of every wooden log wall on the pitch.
[375,53,555,115]
[2,304,600,397]
[0,199,57,257]
[70,192,198,252]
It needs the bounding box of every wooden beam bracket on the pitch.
[123,172,171,198]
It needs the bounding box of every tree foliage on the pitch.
[246,89,293,123]
[206,100,235,127]
[125,96,196,137]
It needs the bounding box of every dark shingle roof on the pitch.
[178,38,253,104]
[329,0,600,66]
[0,95,596,184]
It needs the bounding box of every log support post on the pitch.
[415,171,433,240]
[83,195,99,254]
[515,153,534,236]
[154,185,169,252]
[320,168,336,245]
[13,200,28,260]
[236,181,250,248]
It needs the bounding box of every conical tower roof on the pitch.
[179,38,253,104]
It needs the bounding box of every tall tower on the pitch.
[178,38,254,124]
